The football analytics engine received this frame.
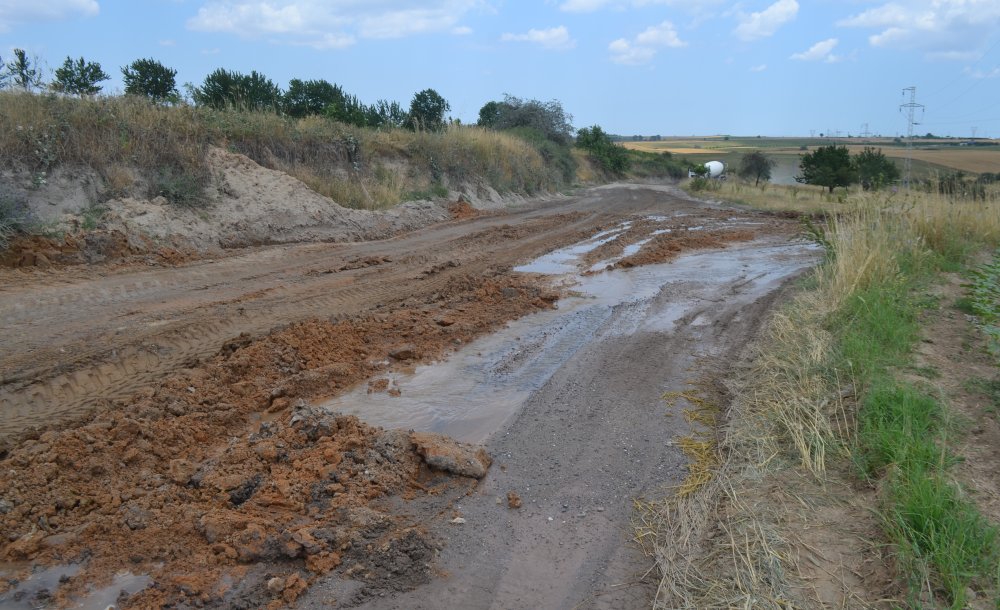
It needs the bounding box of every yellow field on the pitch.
[844,146,1000,174]
[623,138,1000,174]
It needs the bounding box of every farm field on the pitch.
[623,136,1000,177]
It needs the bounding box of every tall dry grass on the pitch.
[643,186,1000,608]
[0,92,568,209]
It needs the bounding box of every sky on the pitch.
[2,0,999,138]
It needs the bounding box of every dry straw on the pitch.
[641,183,1000,608]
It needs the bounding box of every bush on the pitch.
[0,196,31,249]
[122,58,178,103]
[576,125,630,175]
[151,169,207,208]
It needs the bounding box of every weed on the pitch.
[151,169,207,208]
[964,377,1000,412]
[0,196,32,249]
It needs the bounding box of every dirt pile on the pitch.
[613,229,756,269]
[0,272,559,609]
[101,148,456,251]
[0,230,194,268]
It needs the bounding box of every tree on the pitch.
[477,100,511,129]
[364,99,408,129]
[576,125,630,175]
[737,150,776,186]
[477,95,574,144]
[122,58,178,102]
[193,68,282,111]
[408,88,449,131]
[7,49,44,91]
[284,78,344,118]
[53,56,110,96]
[853,147,900,190]
[795,145,856,193]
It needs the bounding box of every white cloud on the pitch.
[560,0,610,11]
[838,0,1000,57]
[750,63,767,72]
[501,26,575,50]
[965,66,1000,79]
[733,0,798,41]
[187,1,482,49]
[0,0,98,32]
[790,37,839,62]
[609,20,685,65]
[159,39,177,47]
[560,0,723,12]
[452,25,472,35]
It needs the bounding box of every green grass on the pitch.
[831,247,1000,606]
[966,250,1000,357]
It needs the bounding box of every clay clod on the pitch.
[410,432,492,479]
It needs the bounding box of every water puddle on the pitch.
[0,563,150,609]
[319,224,820,444]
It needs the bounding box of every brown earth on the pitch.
[0,183,810,609]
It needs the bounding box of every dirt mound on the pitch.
[0,271,559,608]
[101,148,455,251]
[448,199,479,220]
[0,231,194,268]
[612,229,756,269]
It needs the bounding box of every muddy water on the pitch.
[0,563,150,609]
[319,224,820,443]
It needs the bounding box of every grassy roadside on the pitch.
[644,184,1000,608]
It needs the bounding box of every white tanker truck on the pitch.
[688,160,726,180]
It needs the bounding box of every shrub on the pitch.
[122,58,178,103]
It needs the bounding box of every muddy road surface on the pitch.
[0,184,817,609]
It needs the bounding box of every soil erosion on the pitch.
[0,184,816,609]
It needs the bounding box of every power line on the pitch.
[900,86,925,189]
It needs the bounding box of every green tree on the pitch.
[795,145,856,193]
[854,147,900,190]
[53,56,110,96]
[193,68,282,111]
[477,95,574,144]
[737,150,777,186]
[408,88,450,131]
[7,49,44,91]
[326,93,370,127]
[576,125,630,175]
[283,78,344,118]
[477,100,511,129]
[365,99,408,129]
[122,58,178,102]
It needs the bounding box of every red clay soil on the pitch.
[448,200,479,220]
[612,229,757,269]
[0,273,558,609]
[0,231,194,268]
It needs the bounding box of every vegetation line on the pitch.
[642,185,1000,609]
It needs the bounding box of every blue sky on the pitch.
[2,0,999,137]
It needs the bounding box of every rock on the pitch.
[389,344,418,361]
[266,576,285,593]
[506,491,522,509]
[168,459,198,485]
[410,432,492,479]
[450,517,466,524]
[123,504,151,530]
[501,287,519,299]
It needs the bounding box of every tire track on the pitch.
[0,186,710,441]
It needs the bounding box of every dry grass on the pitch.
[0,92,567,209]
[641,186,1000,608]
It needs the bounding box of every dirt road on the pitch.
[0,183,816,609]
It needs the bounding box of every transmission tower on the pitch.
[860,123,871,139]
[899,86,924,189]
